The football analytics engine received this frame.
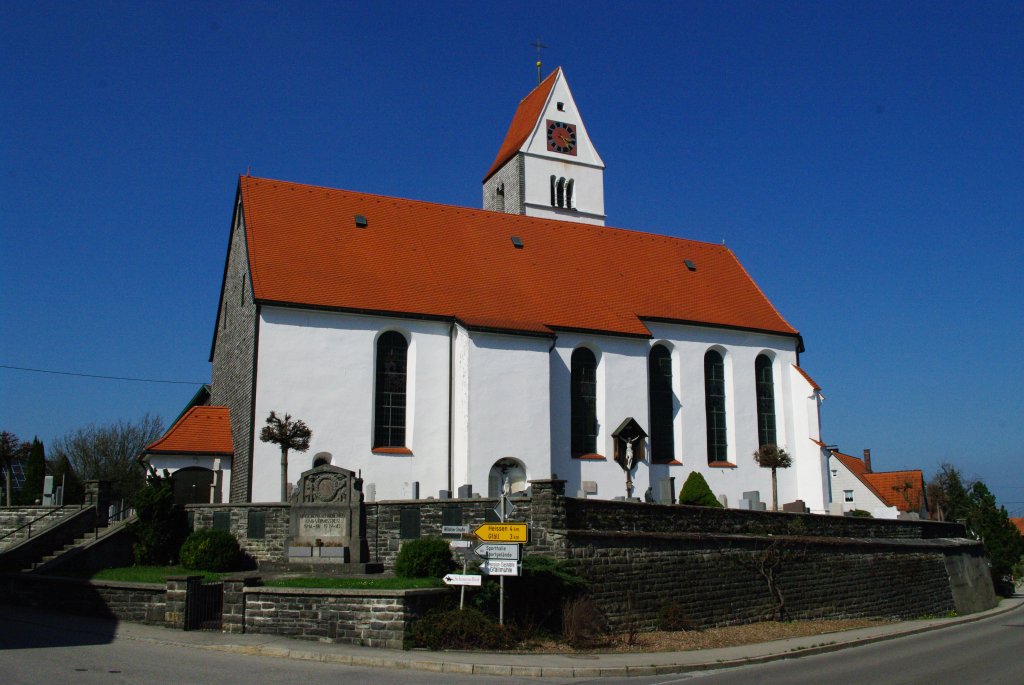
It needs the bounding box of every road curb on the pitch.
[20,595,1019,679]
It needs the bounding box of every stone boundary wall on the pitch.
[564,497,965,541]
[186,503,291,561]
[366,497,535,568]
[243,586,450,648]
[0,573,167,624]
[0,506,82,550]
[561,530,986,629]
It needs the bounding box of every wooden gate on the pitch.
[184,577,223,631]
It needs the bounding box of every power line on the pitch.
[0,364,206,386]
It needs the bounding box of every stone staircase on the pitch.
[25,515,135,573]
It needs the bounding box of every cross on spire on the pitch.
[530,39,548,84]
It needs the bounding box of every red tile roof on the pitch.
[831,451,927,513]
[864,470,926,513]
[1010,518,1024,536]
[793,364,821,391]
[483,68,560,182]
[238,176,799,340]
[144,406,233,455]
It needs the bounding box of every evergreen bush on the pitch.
[394,537,452,578]
[472,555,588,634]
[179,529,242,572]
[678,471,723,507]
[129,471,189,565]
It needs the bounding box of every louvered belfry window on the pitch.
[571,347,598,456]
[704,349,727,462]
[374,331,408,448]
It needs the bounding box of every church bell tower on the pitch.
[482,67,606,225]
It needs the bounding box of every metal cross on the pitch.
[531,39,548,84]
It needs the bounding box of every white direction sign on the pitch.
[441,525,471,535]
[481,560,519,577]
[449,539,473,549]
[474,543,520,560]
[443,573,482,587]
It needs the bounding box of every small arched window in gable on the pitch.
[571,347,598,457]
[704,349,727,463]
[550,175,557,207]
[556,177,566,208]
[374,331,408,449]
[566,179,574,209]
[755,354,777,447]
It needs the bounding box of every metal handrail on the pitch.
[0,502,87,545]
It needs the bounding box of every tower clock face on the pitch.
[546,120,578,155]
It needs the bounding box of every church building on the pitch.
[143,68,833,512]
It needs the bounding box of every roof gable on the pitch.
[238,176,799,339]
[483,68,559,182]
[144,406,233,456]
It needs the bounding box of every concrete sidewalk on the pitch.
[4,595,1022,678]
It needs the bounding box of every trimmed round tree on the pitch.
[753,445,792,511]
[259,411,312,502]
[678,471,723,507]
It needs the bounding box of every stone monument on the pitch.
[287,464,371,567]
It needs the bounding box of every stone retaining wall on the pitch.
[0,506,82,550]
[0,573,167,624]
[243,586,449,649]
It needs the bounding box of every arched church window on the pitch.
[704,349,727,462]
[755,354,777,447]
[566,179,574,209]
[550,175,557,207]
[556,177,565,208]
[374,331,408,448]
[571,347,598,457]
[648,345,674,462]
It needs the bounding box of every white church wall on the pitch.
[251,308,451,502]
[463,331,552,496]
[450,323,470,496]
[787,366,830,513]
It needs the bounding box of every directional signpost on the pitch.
[481,559,519,576]
[441,525,471,536]
[473,522,529,543]
[443,573,482,587]
[474,543,520,561]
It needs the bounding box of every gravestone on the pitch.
[288,464,370,566]
[782,499,809,513]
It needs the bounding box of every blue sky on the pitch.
[2,1,1021,514]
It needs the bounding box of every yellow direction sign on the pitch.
[473,522,528,543]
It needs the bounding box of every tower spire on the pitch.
[530,39,547,85]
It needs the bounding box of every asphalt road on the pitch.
[1,601,1022,685]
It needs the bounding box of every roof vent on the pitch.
[354,214,368,228]
[511,236,524,249]
[684,259,697,271]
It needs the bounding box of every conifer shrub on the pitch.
[394,537,453,578]
[678,471,723,507]
[472,555,588,634]
[129,472,189,565]
[407,607,513,650]
[179,529,242,572]
[849,509,873,518]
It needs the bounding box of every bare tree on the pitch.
[753,444,793,512]
[50,414,164,502]
[259,411,312,502]
[0,431,29,507]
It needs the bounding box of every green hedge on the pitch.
[179,529,241,572]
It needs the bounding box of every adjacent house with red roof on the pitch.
[146,68,832,510]
[828,448,929,519]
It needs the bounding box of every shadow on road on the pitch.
[0,603,118,650]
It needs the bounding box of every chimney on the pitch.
[863,449,872,473]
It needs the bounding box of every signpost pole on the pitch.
[460,554,467,610]
[497,487,508,625]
